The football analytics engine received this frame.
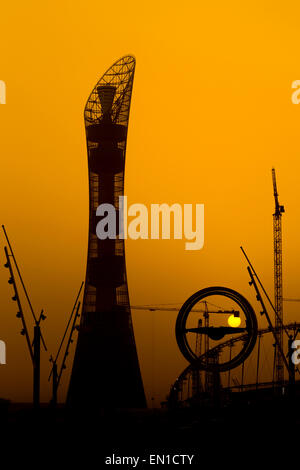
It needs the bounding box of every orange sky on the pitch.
[0,1,300,406]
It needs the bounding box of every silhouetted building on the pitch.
[67,56,146,408]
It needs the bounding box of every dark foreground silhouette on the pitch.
[0,391,299,466]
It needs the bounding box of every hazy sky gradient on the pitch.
[0,1,299,405]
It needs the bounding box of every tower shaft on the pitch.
[67,57,146,409]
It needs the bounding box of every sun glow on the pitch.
[227,315,241,328]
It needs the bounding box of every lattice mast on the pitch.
[272,168,285,384]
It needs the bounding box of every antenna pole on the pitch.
[57,302,81,388]
[48,281,84,381]
[2,225,37,323]
[247,266,291,377]
[2,225,47,351]
[240,246,289,338]
[33,323,41,409]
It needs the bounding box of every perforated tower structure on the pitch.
[67,56,146,408]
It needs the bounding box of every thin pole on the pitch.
[204,302,209,392]
[272,344,276,390]
[2,225,37,323]
[256,334,261,390]
[227,342,232,388]
[288,337,296,396]
[57,302,81,387]
[48,281,84,381]
[2,225,47,351]
[241,361,245,392]
[33,324,41,408]
[241,246,289,338]
[247,266,291,377]
[52,362,58,406]
[4,247,34,362]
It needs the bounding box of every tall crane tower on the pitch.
[272,168,285,385]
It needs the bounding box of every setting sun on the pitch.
[228,314,242,328]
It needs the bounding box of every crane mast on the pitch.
[272,168,285,385]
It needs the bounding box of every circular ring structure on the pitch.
[175,286,258,372]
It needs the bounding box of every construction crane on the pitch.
[131,305,239,315]
[272,168,285,385]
